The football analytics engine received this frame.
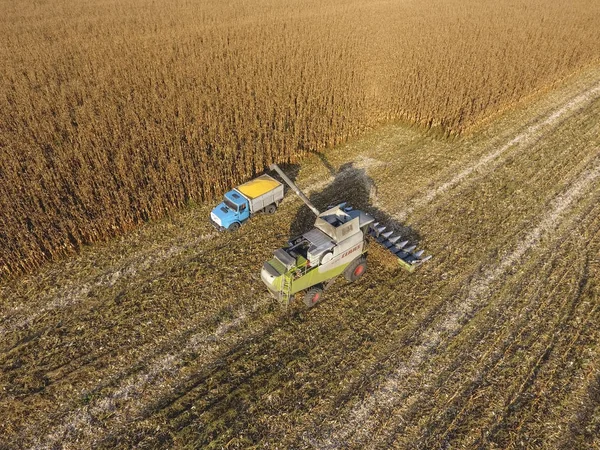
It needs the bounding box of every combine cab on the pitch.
[261,165,430,307]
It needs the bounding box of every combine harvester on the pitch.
[261,164,431,307]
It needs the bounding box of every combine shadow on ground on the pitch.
[288,153,421,245]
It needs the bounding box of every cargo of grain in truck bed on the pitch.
[236,174,284,213]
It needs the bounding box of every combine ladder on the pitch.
[280,273,294,304]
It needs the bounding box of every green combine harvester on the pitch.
[261,164,431,307]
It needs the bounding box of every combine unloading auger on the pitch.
[269,164,320,216]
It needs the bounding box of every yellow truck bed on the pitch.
[236,174,282,199]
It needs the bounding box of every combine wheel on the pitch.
[264,204,277,214]
[344,257,367,282]
[303,285,324,308]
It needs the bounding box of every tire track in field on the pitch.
[413,148,600,449]
[556,364,600,448]
[8,297,251,448]
[34,296,272,449]
[0,231,218,339]
[545,230,600,449]
[424,230,596,449]
[394,80,600,222]
[468,246,600,450]
[311,153,600,449]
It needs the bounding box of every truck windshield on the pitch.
[224,197,238,211]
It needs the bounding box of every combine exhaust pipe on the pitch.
[270,164,320,216]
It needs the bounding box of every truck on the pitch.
[210,174,284,231]
[261,164,431,307]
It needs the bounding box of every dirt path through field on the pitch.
[1,65,600,449]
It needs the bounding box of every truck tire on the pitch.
[228,222,241,232]
[264,204,277,214]
[344,257,367,282]
[303,285,324,308]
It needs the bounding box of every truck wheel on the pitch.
[344,258,367,282]
[264,204,277,214]
[228,222,240,232]
[303,285,324,308]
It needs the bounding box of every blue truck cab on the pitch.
[210,174,285,231]
[210,191,251,231]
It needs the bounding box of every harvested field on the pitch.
[1,61,600,449]
[2,0,600,276]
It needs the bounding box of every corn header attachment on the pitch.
[367,218,431,272]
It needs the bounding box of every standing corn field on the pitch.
[1,0,600,277]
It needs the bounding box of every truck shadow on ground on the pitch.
[288,154,421,245]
